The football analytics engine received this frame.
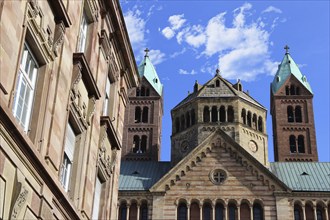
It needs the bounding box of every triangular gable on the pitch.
[274,74,313,97]
[150,128,290,193]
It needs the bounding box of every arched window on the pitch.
[290,135,296,153]
[136,88,140,96]
[191,109,196,125]
[215,203,224,220]
[253,203,263,220]
[140,202,148,220]
[290,85,296,95]
[212,106,218,122]
[181,115,185,130]
[203,106,210,123]
[177,203,187,220]
[135,107,141,123]
[241,109,246,125]
[252,113,257,129]
[298,135,305,153]
[295,106,302,123]
[118,203,127,220]
[220,106,226,122]
[141,86,145,96]
[133,135,140,153]
[190,202,200,220]
[240,203,251,220]
[294,204,302,220]
[141,135,147,153]
[228,203,237,220]
[203,203,212,220]
[227,106,234,122]
[305,203,314,220]
[216,79,220,87]
[129,202,138,220]
[175,117,180,133]
[146,88,150,96]
[317,205,324,220]
[247,111,252,127]
[287,106,294,122]
[285,86,290,95]
[258,116,263,132]
[296,87,300,95]
[186,112,191,128]
[142,107,149,123]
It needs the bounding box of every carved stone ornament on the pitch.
[53,21,66,56]
[87,97,96,125]
[10,184,29,219]
[71,63,83,97]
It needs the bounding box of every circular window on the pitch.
[209,169,227,185]
[180,141,189,153]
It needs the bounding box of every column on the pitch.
[200,204,203,220]
[137,204,140,220]
[218,109,221,123]
[324,206,329,220]
[212,204,216,220]
[302,205,306,220]
[225,108,227,122]
[116,205,120,220]
[225,206,228,220]
[187,204,190,220]
[126,204,130,220]
[209,107,212,122]
[250,205,253,220]
[313,205,317,220]
[237,205,241,220]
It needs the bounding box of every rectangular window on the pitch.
[77,12,88,52]
[92,176,103,219]
[60,123,76,192]
[12,44,38,132]
[102,77,111,116]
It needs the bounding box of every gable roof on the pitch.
[150,128,290,192]
[119,161,171,191]
[172,74,265,111]
[270,162,330,192]
[271,52,313,95]
[138,54,163,96]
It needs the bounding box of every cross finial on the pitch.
[144,48,150,57]
[215,68,220,76]
[284,45,290,54]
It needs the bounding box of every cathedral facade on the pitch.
[118,50,330,220]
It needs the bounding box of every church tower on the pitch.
[122,49,163,161]
[271,46,318,162]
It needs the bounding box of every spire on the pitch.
[138,48,163,96]
[271,46,312,94]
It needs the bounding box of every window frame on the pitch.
[77,12,88,53]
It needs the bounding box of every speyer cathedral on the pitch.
[0,0,329,220]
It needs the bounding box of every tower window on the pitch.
[141,135,147,153]
[203,106,210,123]
[133,135,140,153]
[290,135,296,153]
[241,109,246,125]
[135,107,141,123]
[215,203,224,220]
[252,113,257,129]
[295,106,302,123]
[228,203,237,220]
[247,111,252,127]
[216,79,220,87]
[177,203,187,220]
[258,116,263,132]
[219,106,226,122]
[185,111,191,128]
[287,106,294,123]
[298,135,305,153]
[212,106,218,122]
[203,203,212,220]
[142,106,149,123]
[191,109,196,125]
[285,86,290,95]
[141,86,145,96]
[253,203,264,220]
[290,85,296,95]
[227,106,234,122]
[181,115,185,130]
[296,87,300,95]
[146,88,150,96]
[175,117,180,133]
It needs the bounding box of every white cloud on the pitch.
[170,48,187,58]
[169,14,186,30]
[148,49,166,65]
[162,27,175,39]
[184,25,206,48]
[124,9,146,49]
[233,3,252,27]
[179,69,197,75]
[262,6,282,14]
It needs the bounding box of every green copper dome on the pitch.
[271,48,312,94]
[138,51,163,96]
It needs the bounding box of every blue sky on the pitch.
[120,1,329,162]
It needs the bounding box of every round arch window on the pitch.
[209,169,227,185]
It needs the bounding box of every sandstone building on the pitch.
[0,0,139,219]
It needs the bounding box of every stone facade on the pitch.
[0,0,138,219]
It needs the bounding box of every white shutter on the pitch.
[64,123,75,161]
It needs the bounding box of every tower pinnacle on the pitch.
[144,48,150,57]
[284,45,290,54]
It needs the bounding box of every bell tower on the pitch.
[122,49,163,161]
[270,46,318,162]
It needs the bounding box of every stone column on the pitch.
[225,206,228,220]
[237,205,241,220]
[116,205,120,220]
[137,204,140,220]
[302,205,306,220]
[187,204,190,220]
[225,108,227,122]
[200,204,203,220]
[218,109,221,123]
[126,204,130,220]
[209,107,212,122]
[250,204,253,220]
[324,206,329,220]
[313,205,317,220]
[212,204,216,220]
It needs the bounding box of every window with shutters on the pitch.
[60,122,76,192]
[12,43,38,132]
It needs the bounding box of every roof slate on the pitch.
[270,162,330,192]
[271,53,313,94]
[119,161,171,191]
